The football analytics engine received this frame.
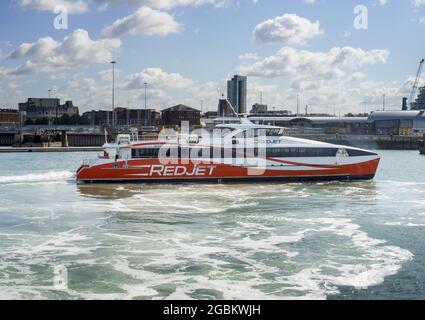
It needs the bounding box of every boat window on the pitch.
[317,148,338,157]
[346,149,377,157]
[298,148,308,157]
[266,148,339,158]
[266,129,283,137]
[131,148,159,158]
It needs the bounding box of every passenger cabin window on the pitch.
[346,149,376,157]
[249,128,284,138]
[266,129,284,137]
[265,148,375,158]
[131,148,159,158]
[130,146,374,159]
[266,148,339,158]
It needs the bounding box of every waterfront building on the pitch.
[411,87,425,110]
[250,103,268,114]
[241,111,425,135]
[83,108,160,127]
[202,111,218,119]
[19,98,79,125]
[0,109,21,127]
[367,111,425,135]
[115,108,160,127]
[83,110,111,126]
[161,104,201,127]
[227,75,247,114]
[247,116,369,135]
[251,110,293,117]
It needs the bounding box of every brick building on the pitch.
[161,105,201,127]
[0,109,21,127]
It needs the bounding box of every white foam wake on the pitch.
[0,171,75,184]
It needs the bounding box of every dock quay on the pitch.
[0,132,422,152]
[0,130,108,150]
[0,147,102,153]
[291,134,422,150]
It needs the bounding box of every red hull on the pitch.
[76,158,380,183]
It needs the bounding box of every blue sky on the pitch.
[0,0,425,114]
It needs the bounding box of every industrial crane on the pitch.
[409,58,425,110]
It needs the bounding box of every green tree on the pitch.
[69,114,80,125]
[79,114,90,125]
[35,117,49,125]
[60,114,71,125]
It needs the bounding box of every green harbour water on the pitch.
[0,150,425,299]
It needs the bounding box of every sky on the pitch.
[0,0,425,115]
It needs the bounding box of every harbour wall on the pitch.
[0,132,107,147]
[0,133,15,146]
[0,131,422,151]
[67,133,106,147]
[291,134,421,150]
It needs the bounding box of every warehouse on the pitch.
[367,111,425,135]
[248,116,369,134]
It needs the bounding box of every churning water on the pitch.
[0,151,424,299]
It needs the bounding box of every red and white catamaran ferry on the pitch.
[76,118,380,183]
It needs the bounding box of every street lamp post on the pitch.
[111,61,117,127]
[383,94,386,111]
[144,82,148,127]
[296,94,299,116]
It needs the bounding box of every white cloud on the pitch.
[8,37,59,60]
[234,46,394,114]
[253,13,323,45]
[55,68,221,112]
[413,0,425,7]
[347,72,367,81]
[93,0,233,10]
[18,0,88,13]
[97,68,122,81]
[16,0,237,13]
[100,6,181,38]
[124,67,194,90]
[238,46,389,79]
[5,29,121,76]
[238,53,260,60]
